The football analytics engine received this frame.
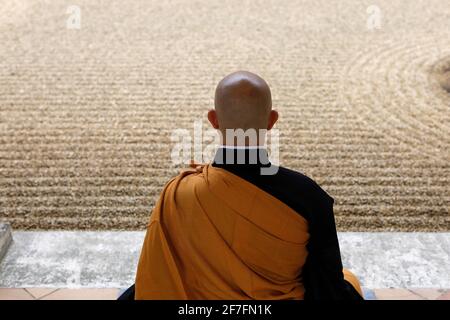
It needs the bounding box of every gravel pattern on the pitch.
[0,0,449,230]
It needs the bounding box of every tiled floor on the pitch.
[0,288,119,300]
[373,288,450,300]
[0,288,449,300]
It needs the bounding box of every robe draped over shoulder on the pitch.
[135,164,310,300]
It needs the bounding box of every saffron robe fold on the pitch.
[135,164,311,299]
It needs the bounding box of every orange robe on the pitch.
[135,164,362,299]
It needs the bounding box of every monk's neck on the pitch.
[212,146,271,167]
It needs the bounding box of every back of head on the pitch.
[214,71,272,131]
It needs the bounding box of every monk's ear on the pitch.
[207,109,220,129]
[267,110,279,130]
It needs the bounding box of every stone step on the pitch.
[0,231,449,289]
[0,223,13,262]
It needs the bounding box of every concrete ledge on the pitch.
[0,224,13,262]
[338,232,450,288]
[0,231,449,289]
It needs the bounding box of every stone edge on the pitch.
[0,223,13,262]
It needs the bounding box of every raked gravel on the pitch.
[0,0,449,231]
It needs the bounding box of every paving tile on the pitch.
[2,286,448,300]
[24,288,59,299]
[0,288,35,300]
[373,288,424,300]
[41,288,119,300]
[411,288,443,300]
[437,291,450,300]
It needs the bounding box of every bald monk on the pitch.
[119,71,363,300]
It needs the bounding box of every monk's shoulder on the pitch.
[172,168,208,191]
[275,166,334,205]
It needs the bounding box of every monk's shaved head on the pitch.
[214,71,272,130]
